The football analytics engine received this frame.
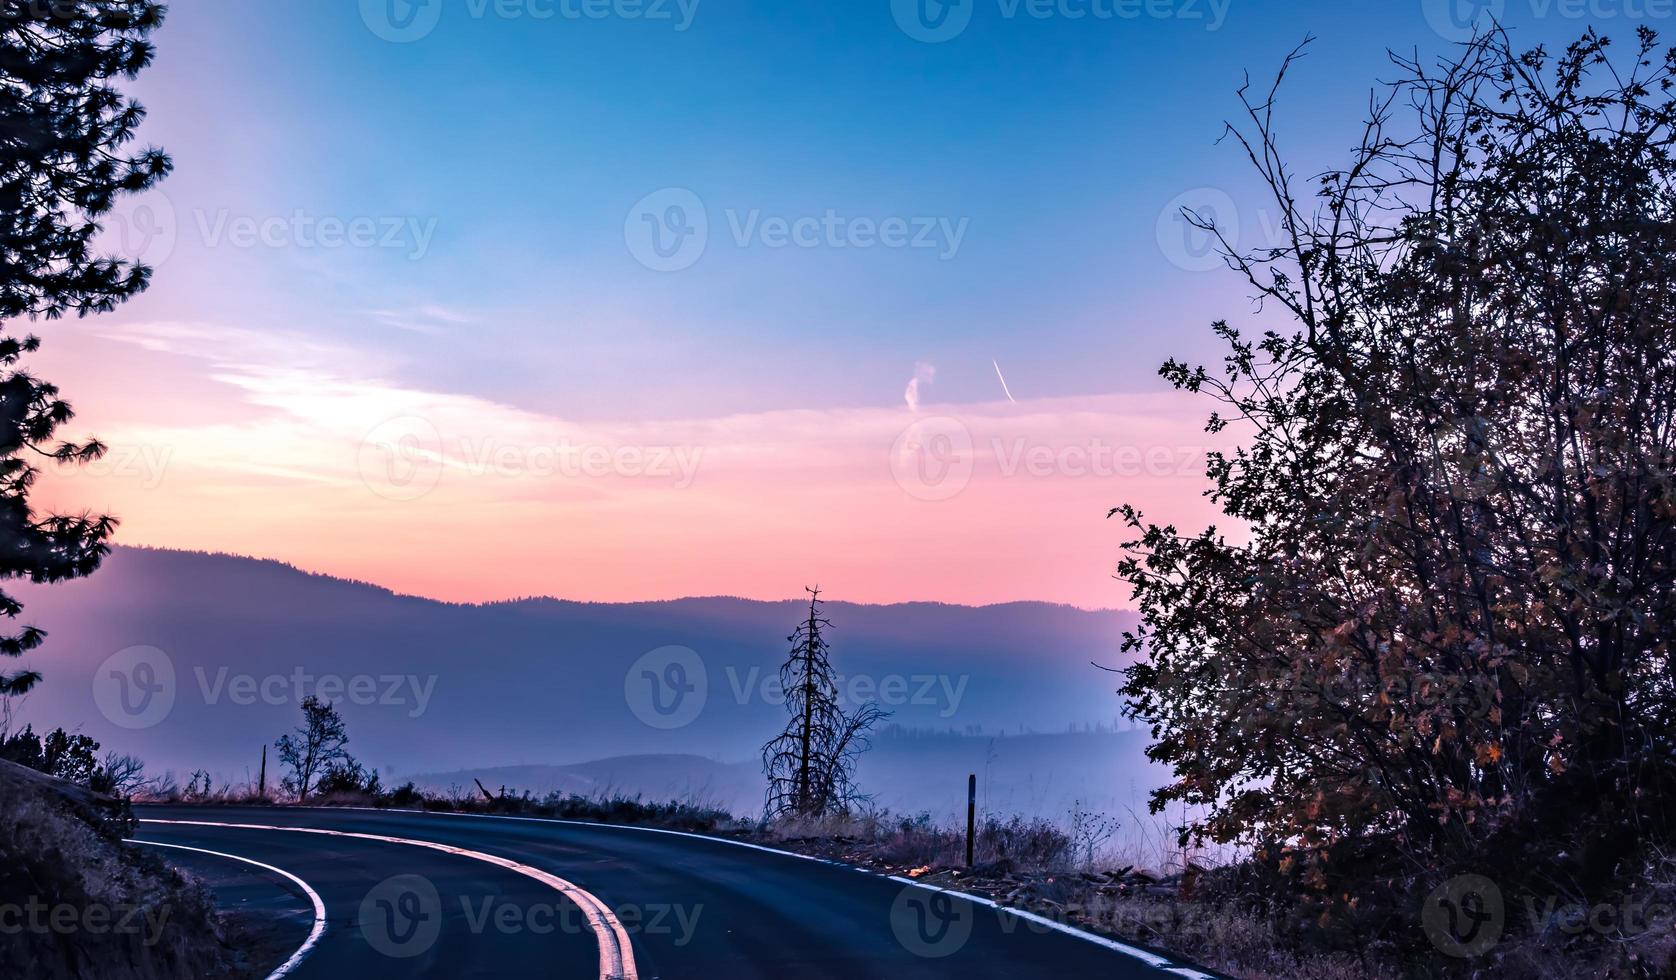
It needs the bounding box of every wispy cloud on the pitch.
[39,323,1231,608]
[364,305,476,336]
[904,361,935,413]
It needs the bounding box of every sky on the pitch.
[28,0,1666,608]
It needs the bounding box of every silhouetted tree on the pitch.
[276,696,352,801]
[0,0,171,695]
[41,726,98,783]
[763,588,886,817]
[95,750,145,796]
[0,723,99,784]
[1116,27,1676,936]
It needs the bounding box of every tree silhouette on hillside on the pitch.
[763,588,886,817]
[276,695,356,802]
[1117,27,1676,948]
[0,1,171,695]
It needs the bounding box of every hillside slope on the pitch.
[9,548,1142,791]
[0,761,230,979]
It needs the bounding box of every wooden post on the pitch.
[965,773,976,868]
[258,745,267,799]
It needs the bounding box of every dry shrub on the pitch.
[1088,890,1394,980]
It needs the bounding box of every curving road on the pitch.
[135,805,1215,979]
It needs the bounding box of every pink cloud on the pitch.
[33,320,1235,609]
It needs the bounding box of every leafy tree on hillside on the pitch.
[313,756,381,797]
[0,723,139,795]
[0,721,45,770]
[0,0,172,695]
[276,695,355,802]
[1115,28,1676,942]
[40,726,99,784]
[762,588,886,817]
[2,724,99,783]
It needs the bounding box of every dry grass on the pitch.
[183,782,1676,979]
[0,760,232,980]
[754,809,1379,977]
[1080,891,1395,980]
[762,810,1078,873]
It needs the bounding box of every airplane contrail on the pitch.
[993,359,1017,403]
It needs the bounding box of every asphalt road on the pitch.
[128,839,319,976]
[135,805,1212,979]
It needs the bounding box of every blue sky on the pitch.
[38,0,1671,607]
[124,0,1640,418]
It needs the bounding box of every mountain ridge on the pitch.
[7,546,1148,818]
[102,545,1133,615]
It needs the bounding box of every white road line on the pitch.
[292,805,1215,978]
[142,819,638,980]
[133,840,326,980]
[884,874,1217,980]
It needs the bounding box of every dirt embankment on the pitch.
[0,760,234,980]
